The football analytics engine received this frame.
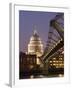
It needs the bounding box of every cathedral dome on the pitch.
[28,30,43,57]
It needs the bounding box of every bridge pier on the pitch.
[42,61,49,76]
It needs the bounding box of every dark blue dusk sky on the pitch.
[19,10,61,52]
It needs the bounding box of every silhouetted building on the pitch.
[19,52,37,73]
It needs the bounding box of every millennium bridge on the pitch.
[41,13,64,76]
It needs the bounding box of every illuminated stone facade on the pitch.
[28,30,43,57]
[28,30,43,64]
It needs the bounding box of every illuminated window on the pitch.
[53,58,56,60]
[53,61,56,62]
[53,64,56,66]
[55,61,58,63]
[50,61,52,63]
[59,58,62,60]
